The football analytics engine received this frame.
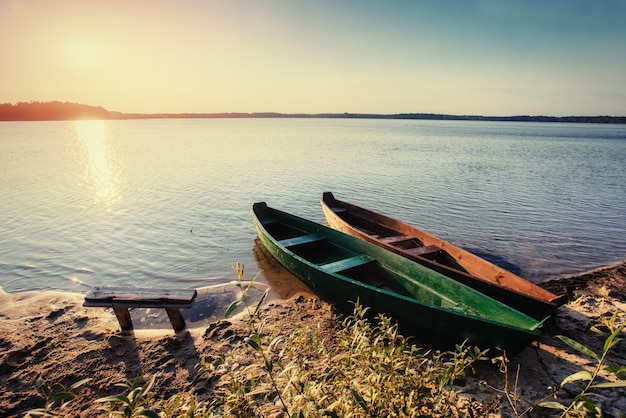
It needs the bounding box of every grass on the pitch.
[75,303,495,417]
[26,264,625,417]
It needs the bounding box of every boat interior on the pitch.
[334,210,468,273]
[261,219,458,307]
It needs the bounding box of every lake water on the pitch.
[1,118,625,294]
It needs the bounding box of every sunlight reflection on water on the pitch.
[72,120,120,207]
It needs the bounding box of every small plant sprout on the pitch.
[540,312,626,417]
[26,377,91,417]
[224,263,289,415]
[97,374,160,418]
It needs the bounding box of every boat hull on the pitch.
[321,192,566,318]
[252,202,543,353]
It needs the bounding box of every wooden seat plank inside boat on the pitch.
[379,235,409,244]
[341,212,401,239]
[322,255,397,291]
[279,233,326,248]
[320,254,374,273]
[404,245,442,257]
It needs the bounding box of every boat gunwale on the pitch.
[321,192,566,308]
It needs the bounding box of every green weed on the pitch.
[26,377,90,417]
[26,264,626,417]
[97,374,159,417]
[539,312,626,417]
[221,263,496,417]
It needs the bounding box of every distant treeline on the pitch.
[116,111,626,124]
[384,113,626,124]
[0,101,110,121]
[1,101,625,124]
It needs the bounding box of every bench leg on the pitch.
[113,307,133,331]
[165,308,186,331]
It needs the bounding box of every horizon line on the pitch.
[1,102,625,123]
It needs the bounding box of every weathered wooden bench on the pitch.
[83,287,197,332]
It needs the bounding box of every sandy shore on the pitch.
[1,262,625,417]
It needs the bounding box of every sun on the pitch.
[64,38,100,69]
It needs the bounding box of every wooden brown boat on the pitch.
[321,192,566,318]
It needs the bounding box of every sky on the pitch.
[2,0,626,116]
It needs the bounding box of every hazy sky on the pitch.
[2,0,625,116]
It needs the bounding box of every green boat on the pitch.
[252,202,546,353]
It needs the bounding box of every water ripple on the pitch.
[1,119,624,292]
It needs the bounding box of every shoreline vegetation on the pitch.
[1,261,624,416]
[1,101,625,124]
